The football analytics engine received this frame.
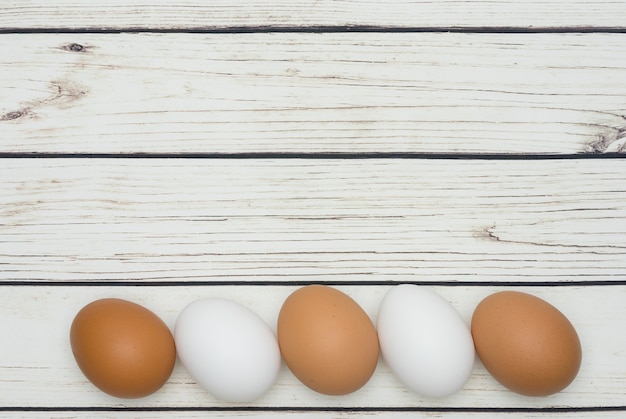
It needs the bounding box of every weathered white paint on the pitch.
[1,0,626,29]
[1,159,625,283]
[0,285,623,409]
[2,33,626,154]
[1,0,625,416]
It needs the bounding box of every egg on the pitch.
[277,285,379,395]
[376,284,475,398]
[471,291,582,396]
[69,298,176,398]
[174,298,281,402]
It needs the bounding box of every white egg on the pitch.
[377,284,475,398]
[174,298,281,402]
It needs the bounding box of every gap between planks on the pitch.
[2,26,626,35]
[1,152,626,160]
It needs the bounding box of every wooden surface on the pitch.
[1,0,626,30]
[2,32,626,154]
[1,1,626,418]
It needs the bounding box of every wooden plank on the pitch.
[2,32,626,155]
[0,284,623,409]
[1,158,625,284]
[1,1,626,30]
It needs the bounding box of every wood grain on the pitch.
[0,285,623,410]
[1,159,625,284]
[2,0,626,416]
[1,0,626,30]
[2,33,626,155]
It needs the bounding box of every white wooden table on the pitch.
[1,1,625,418]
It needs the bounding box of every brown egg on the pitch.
[277,285,379,395]
[70,298,176,398]
[471,291,582,396]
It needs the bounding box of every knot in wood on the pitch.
[1,110,25,121]
[66,43,85,52]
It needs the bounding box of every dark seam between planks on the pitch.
[0,152,625,160]
[3,280,626,287]
[2,26,626,34]
[1,405,625,412]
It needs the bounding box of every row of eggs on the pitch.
[69,284,582,402]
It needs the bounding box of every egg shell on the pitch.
[277,285,380,395]
[471,291,582,396]
[174,298,281,402]
[69,298,176,399]
[376,284,475,398]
